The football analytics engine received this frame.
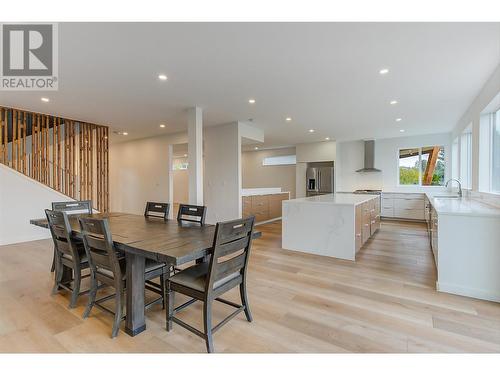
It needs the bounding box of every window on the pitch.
[399,148,420,185]
[262,155,296,166]
[492,109,500,193]
[172,158,188,171]
[398,146,445,186]
[460,126,472,189]
[451,137,459,180]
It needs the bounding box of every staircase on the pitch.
[0,106,110,212]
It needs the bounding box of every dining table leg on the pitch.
[125,252,146,336]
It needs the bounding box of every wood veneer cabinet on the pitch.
[242,192,290,223]
[355,197,380,252]
[355,204,363,252]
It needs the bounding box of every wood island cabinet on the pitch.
[355,196,380,253]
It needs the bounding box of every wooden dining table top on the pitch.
[30,212,262,266]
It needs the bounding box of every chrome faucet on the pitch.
[445,179,462,197]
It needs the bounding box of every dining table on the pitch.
[30,212,262,336]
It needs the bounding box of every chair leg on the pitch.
[69,266,81,308]
[239,282,253,322]
[83,272,97,319]
[111,289,124,338]
[203,300,214,353]
[51,255,63,295]
[160,271,166,310]
[165,289,174,331]
[50,246,56,272]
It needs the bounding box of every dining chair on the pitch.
[177,204,207,225]
[79,217,167,338]
[45,209,90,308]
[52,200,93,215]
[50,200,93,272]
[144,201,175,293]
[144,202,170,220]
[164,216,255,353]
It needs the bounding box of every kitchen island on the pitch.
[282,193,380,261]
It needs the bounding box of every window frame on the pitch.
[261,154,296,166]
[397,146,446,187]
[491,108,500,194]
[460,128,473,190]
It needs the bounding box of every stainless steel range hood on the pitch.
[356,140,381,172]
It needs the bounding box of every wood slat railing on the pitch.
[0,106,109,212]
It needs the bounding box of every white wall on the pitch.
[452,63,500,191]
[336,133,451,193]
[173,158,189,204]
[335,140,383,192]
[0,164,73,245]
[295,141,336,198]
[109,132,187,215]
[296,141,336,163]
[242,147,297,198]
[203,122,242,224]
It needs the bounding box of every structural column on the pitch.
[187,106,203,205]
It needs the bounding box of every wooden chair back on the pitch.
[206,216,255,293]
[177,204,207,225]
[45,209,80,261]
[144,202,170,220]
[52,200,92,215]
[78,217,122,282]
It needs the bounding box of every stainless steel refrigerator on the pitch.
[306,162,334,196]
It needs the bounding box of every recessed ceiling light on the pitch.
[309,129,315,133]
[379,68,389,75]
[325,137,330,141]
[248,99,256,104]
[396,118,402,122]
[390,100,398,105]
[254,146,259,150]
[159,124,166,128]
[285,117,292,122]
[122,132,128,136]
[399,129,405,133]
[158,74,168,81]
[41,97,49,102]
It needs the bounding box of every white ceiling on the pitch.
[1,23,499,147]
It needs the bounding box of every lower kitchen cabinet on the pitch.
[355,196,380,251]
[355,204,363,252]
[242,192,290,224]
[381,192,425,221]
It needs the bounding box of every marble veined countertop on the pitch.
[284,193,378,206]
[426,192,500,218]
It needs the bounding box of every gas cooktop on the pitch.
[353,189,382,195]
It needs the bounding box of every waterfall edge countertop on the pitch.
[425,192,500,218]
[284,193,379,206]
[282,193,381,261]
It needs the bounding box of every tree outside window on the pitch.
[399,146,445,186]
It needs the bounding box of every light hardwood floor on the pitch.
[1,220,500,353]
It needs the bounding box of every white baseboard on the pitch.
[255,217,282,226]
[437,281,500,303]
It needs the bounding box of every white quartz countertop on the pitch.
[241,188,289,196]
[426,193,500,218]
[284,193,378,206]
